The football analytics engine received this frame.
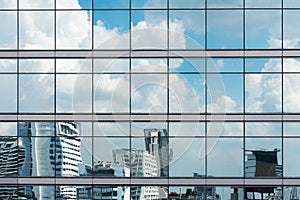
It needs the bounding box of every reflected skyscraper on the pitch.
[144,129,170,177]
[18,122,83,199]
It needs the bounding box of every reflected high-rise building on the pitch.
[18,122,83,199]
[0,137,26,199]
[144,129,170,177]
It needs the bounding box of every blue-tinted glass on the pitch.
[94,10,129,49]
[207,10,243,49]
[169,0,204,8]
[169,58,205,73]
[246,0,281,8]
[246,74,282,112]
[0,11,17,49]
[132,0,167,8]
[94,0,129,9]
[207,0,243,8]
[283,10,300,49]
[246,58,281,72]
[246,10,281,49]
[207,74,244,113]
[208,58,243,72]
[170,10,205,49]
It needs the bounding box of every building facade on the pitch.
[1,0,300,199]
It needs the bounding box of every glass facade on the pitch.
[0,0,300,199]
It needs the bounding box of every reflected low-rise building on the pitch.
[113,148,167,200]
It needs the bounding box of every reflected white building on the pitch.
[113,149,164,200]
[18,122,83,200]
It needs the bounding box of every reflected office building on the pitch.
[18,122,83,199]
[113,148,166,199]
[0,137,26,199]
[232,149,283,200]
[144,129,171,177]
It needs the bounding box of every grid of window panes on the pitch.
[1,0,300,199]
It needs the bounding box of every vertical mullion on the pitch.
[129,0,132,197]
[17,0,20,189]
[243,0,246,190]
[204,0,208,192]
[54,0,57,194]
[281,0,284,192]
[91,0,95,191]
[167,0,170,194]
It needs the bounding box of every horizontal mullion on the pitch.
[0,177,299,186]
[0,113,297,122]
[0,50,296,58]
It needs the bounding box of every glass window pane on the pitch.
[20,0,54,9]
[208,58,243,72]
[284,122,300,136]
[0,123,17,136]
[0,59,17,73]
[94,0,129,9]
[57,59,92,73]
[93,137,129,176]
[131,74,167,113]
[132,58,167,73]
[20,59,54,73]
[169,122,204,137]
[56,0,91,9]
[169,74,205,113]
[169,138,205,177]
[207,0,243,8]
[207,122,243,137]
[246,74,282,112]
[131,10,167,49]
[246,10,281,49]
[0,0,17,9]
[169,58,205,73]
[207,10,243,49]
[284,74,300,112]
[19,11,54,50]
[169,10,205,49]
[246,122,281,136]
[132,122,167,136]
[131,135,169,177]
[207,74,243,113]
[94,122,129,137]
[245,138,282,177]
[94,10,129,49]
[56,11,92,49]
[94,74,129,113]
[132,0,167,9]
[284,0,300,8]
[56,74,92,113]
[246,0,281,8]
[283,10,300,49]
[284,138,300,177]
[19,74,54,113]
[94,59,129,73]
[169,0,204,8]
[246,58,281,72]
[207,138,243,177]
[0,74,16,112]
[0,137,18,177]
[0,11,17,49]
[283,58,300,72]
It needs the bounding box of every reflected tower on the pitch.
[18,122,83,199]
[144,129,170,177]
